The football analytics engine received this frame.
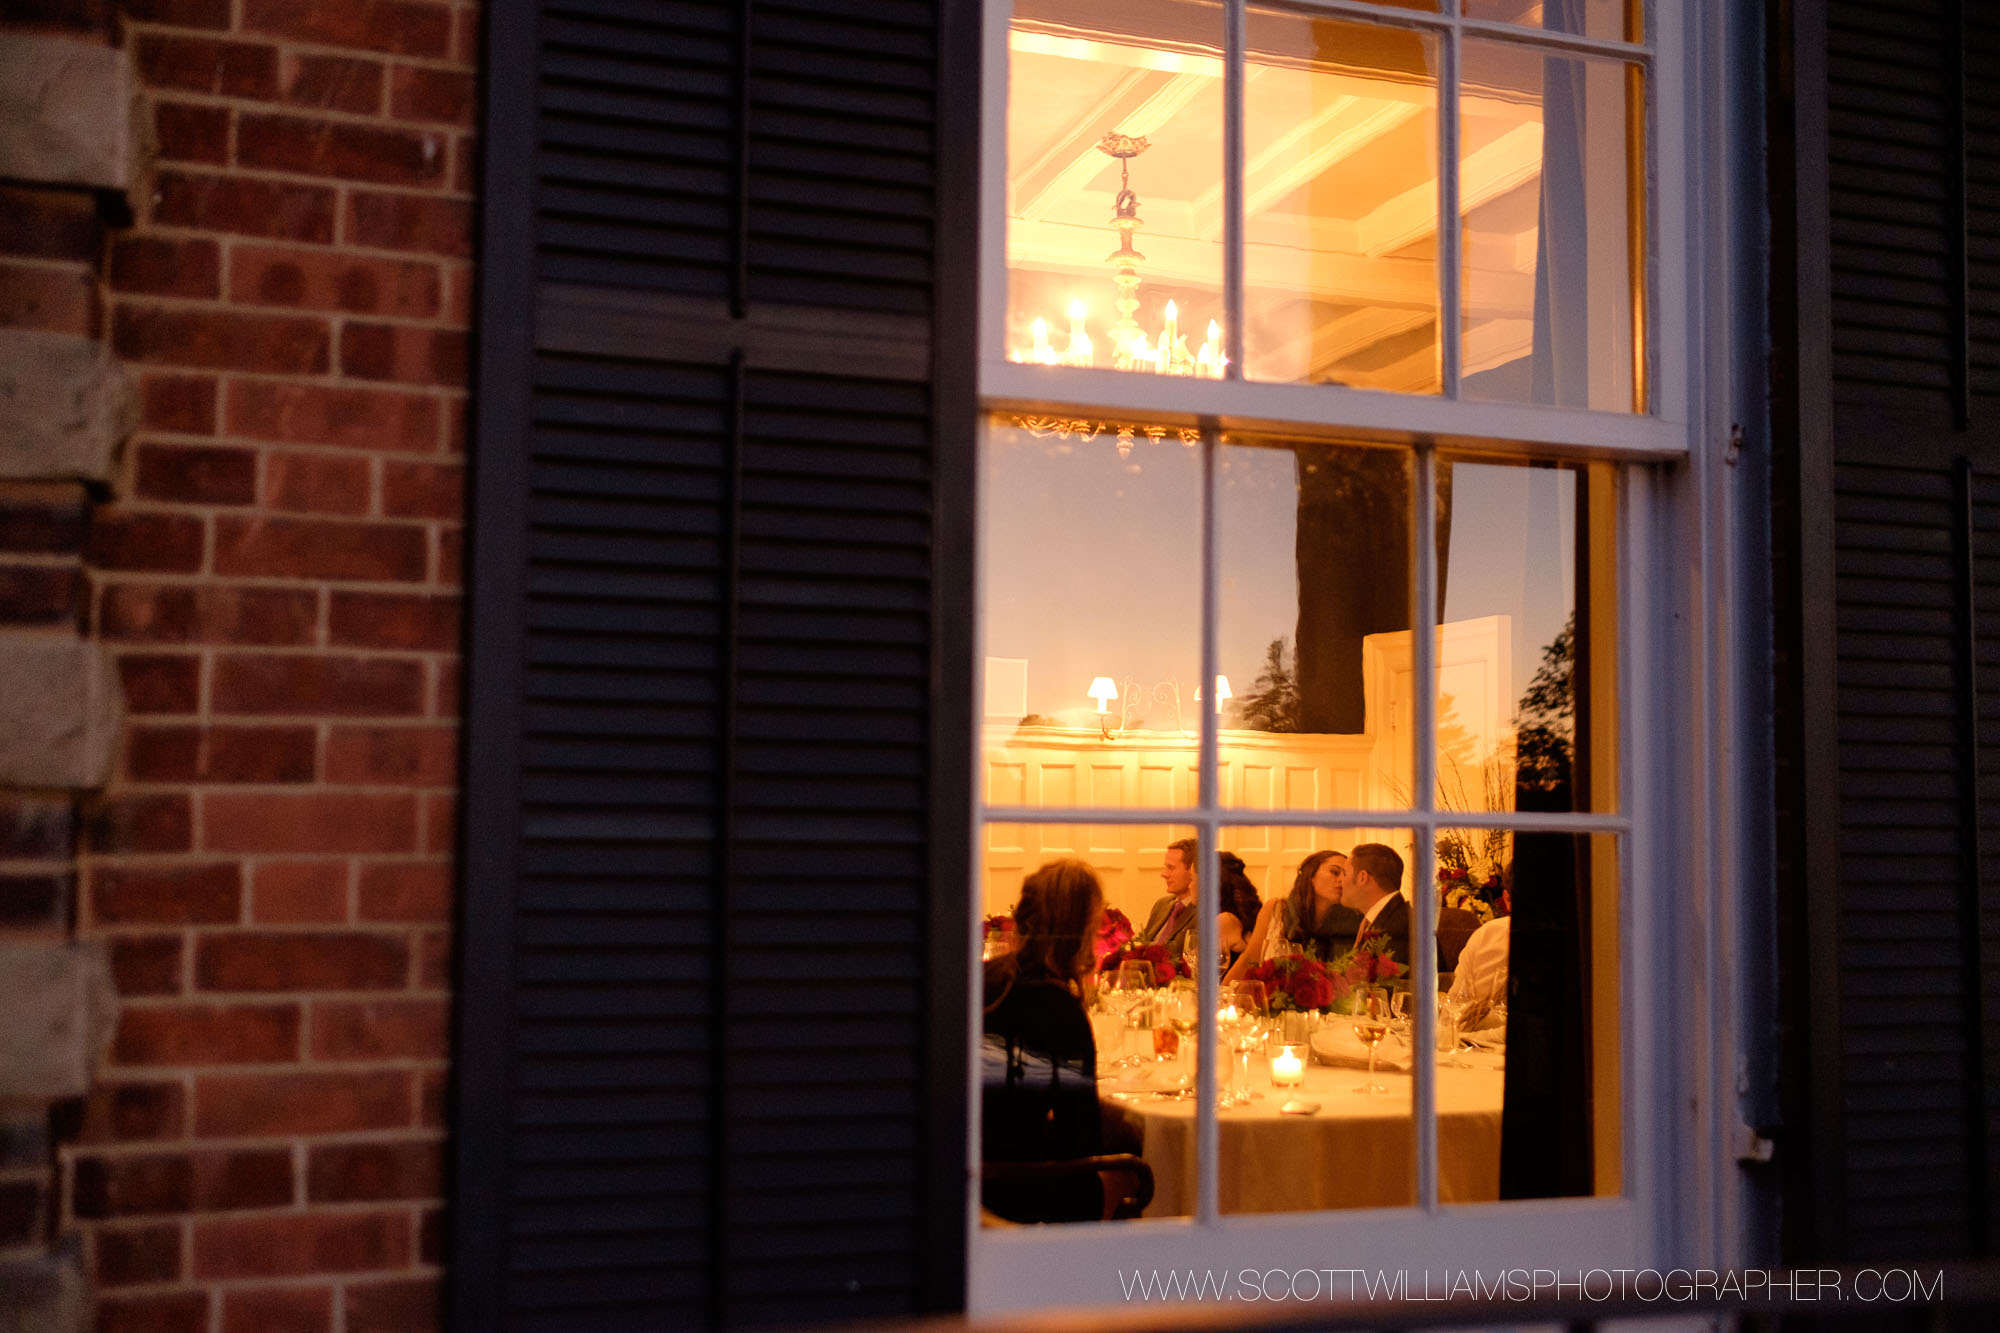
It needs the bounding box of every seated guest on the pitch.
[1342,842,1411,968]
[1224,849,1363,980]
[1215,852,1263,970]
[1448,880,1511,1029]
[1135,837,1200,960]
[982,858,1107,1165]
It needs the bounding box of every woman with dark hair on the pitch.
[1215,852,1263,972]
[1222,848,1365,982]
[982,858,1106,1164]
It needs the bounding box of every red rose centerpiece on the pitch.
[1093,906,1135,966]
[1098,940,1178,985]
[1244,955,1338,1013]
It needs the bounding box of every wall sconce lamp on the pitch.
[1088,676,1120,737]
[1088,674,1231,739]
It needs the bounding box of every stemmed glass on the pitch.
[1351,985,1391,1094]
[1436,993,1472,1069]
[1161,980,1199,1086]
[1387,989,1413,1048]
[1105,961,1155,1068]
[1218,982,1270,1106]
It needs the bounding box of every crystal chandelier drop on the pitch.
[1011,133,1225,377]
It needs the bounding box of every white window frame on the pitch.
[965,0,1740,1313]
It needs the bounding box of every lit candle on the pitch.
[1031,317,1056,364]
[1271,1046,1305,1088]
[1161,299,1179,357]
[1198,319,1222,377]
[1066,299,1093,367]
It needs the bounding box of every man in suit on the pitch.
[1342,842,1411,968]
[1137,837,1200,962]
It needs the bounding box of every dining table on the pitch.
[1093,1017,1506,1217]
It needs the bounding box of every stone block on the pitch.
[0,332,135,484]
[0,942,113,1103]
[0,635,123,789]
[0,1242,88,1333]
[0,34,146,193]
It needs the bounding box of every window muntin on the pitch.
[1464,0,1641,44]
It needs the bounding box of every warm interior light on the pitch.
[1213,674,1232,713]
[1087,676,1120,713]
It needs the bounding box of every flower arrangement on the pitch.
[1098,940,1178,984]
[1331,934,1405,995]
[1438,866,1505,924]
[1093,905,1135,965]
[983,913,1015,936]
[1243,955,1338,1013]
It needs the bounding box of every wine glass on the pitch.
[1387,989,1414,1048]
[1436,994,1471,1069]
[1219,982,1271,1105]
[1161,979,1199,1084]
[1351,985,1391,1094]
[1107,961,1155,1067]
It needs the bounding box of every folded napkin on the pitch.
[1309,1026,1413,1073]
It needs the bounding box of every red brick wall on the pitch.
[64,2,478,1328]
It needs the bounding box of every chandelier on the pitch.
[1011,133,1226,378]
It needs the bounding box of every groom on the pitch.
[1341,842,1411,969]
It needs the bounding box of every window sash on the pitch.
[979,0,1681,444]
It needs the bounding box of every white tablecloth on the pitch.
[1103,1035,1504,1217]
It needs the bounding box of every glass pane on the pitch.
[1460,41,1643,412]
[1218,436,1414,812]
[1006,0,1225,377]
[1464,0,1642,44]
[979,824,1201,1223]
[980,418,1200,810]
[1431,828,1622,1201]
[1433,455,1617,814]
[1215,826,1417,1214]
[1243,12,1441,391]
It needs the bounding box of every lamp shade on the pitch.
[1087,676,1119,713]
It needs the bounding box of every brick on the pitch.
[135,34,280,100]
[114,1003,300,1066]
[0,870,69,927]
[125,0,229,25]
[0,185,101,262]
[347,1276,440,1333]
[263,450,371,515]
[99,1290,209,1333]
[134,442,257,505]
[435,527,461,585]
[237,114,448,188]
[83,794,194,854]
[381,459,461,519]
[228,381,440,450]
[325,725,456,786]
[347,189,471,258]
[74,1148,293,1217]
[100,583,319,646]
[450,132,476,194]
[340,322,466,386]
[443,395,466,454]
[80,1080,185,1143]
[204,791,420,854]
[252,861,347,923]
[415,928,449,987]
[118,653,200,713]
[108,936,183,995]
[215,516,427,582]
[421,794,455,857]
[139,374,217,435]
[95,1221,183,1287]
[114,305,330,374]
[0,563,82,625]
[451,6,478,65]
[0,260,94,334]
[197,930,408,991]
[153,171,337,244]
[418,1068,447,1129]
[92,864,239,926]
[312,996,447,1060]
[432,657,459,715]
[194,1208,411,1280]
[307,1139,441,1203]
[223,1286,333,1333]
[108,239,220,301]
[86,508,204,573]
[0,793,72,859]
[356,864,449,927]
[231,244,441,318]
[389,65,475,126]
[192,1069,410,1137]
[243,0,452,59]
[213,654,425,716]
[155,101,231,165]
[328,592,458,652]
[282,53,383,115]
[442,263,472,325]
[127,724,316,784]
[0,498,85,554]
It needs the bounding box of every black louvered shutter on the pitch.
[1776,0,2000,1266]
[454,2,975,1327]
